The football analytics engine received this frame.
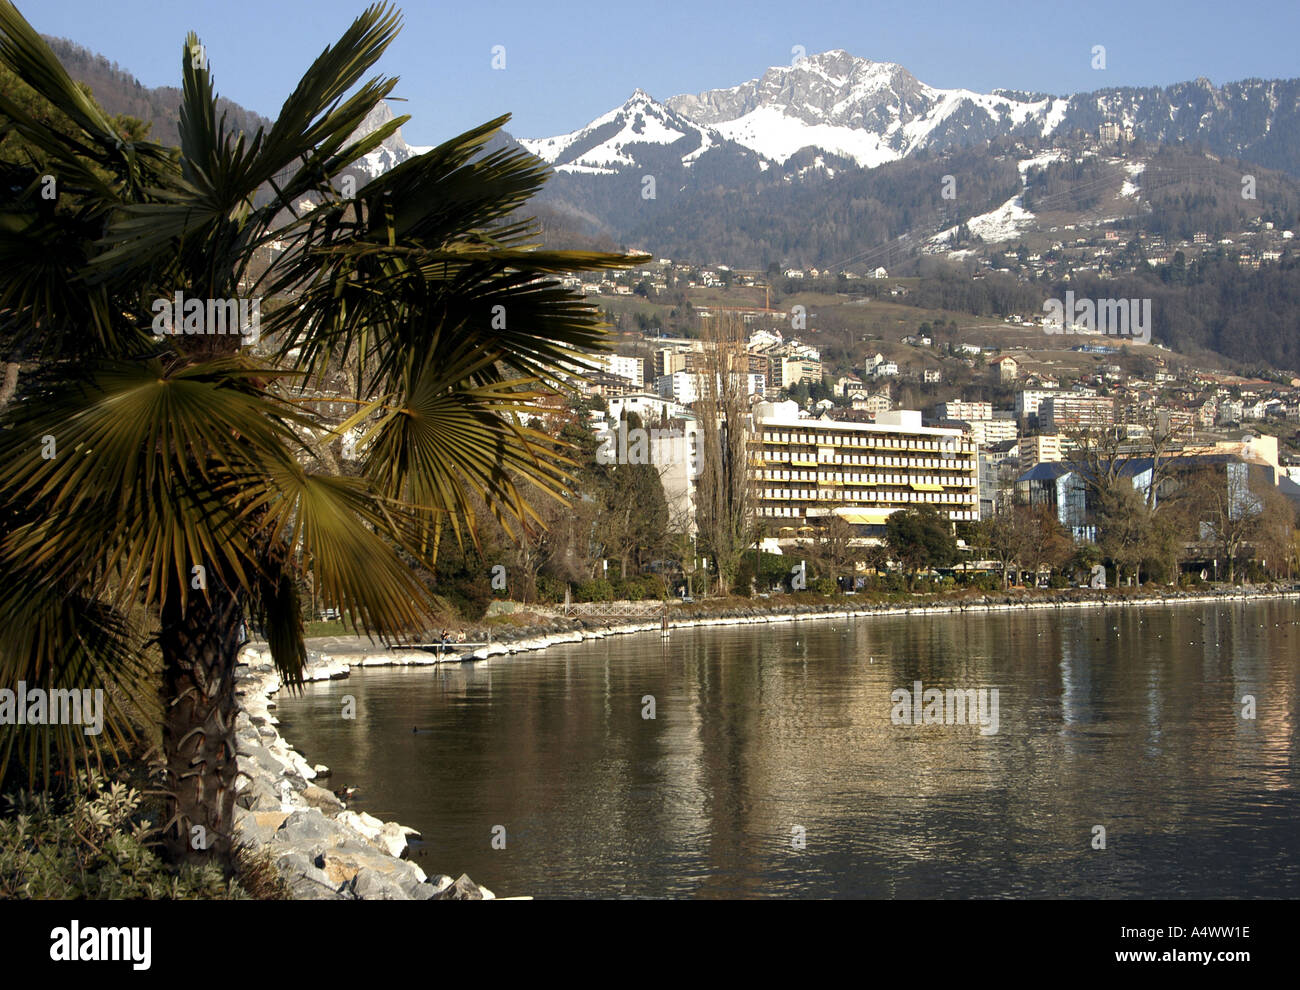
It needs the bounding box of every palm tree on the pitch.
[0,0,642,867]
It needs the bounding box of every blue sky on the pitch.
[23,0,1300,144]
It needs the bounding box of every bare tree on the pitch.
[1179,464,1261,584]
[694,312,752,595]
[1064,415,1188,585]
[1096,483,1152,586]
[978,509,1023,588]
[1249,480,1297,582]
[812,515,857,589]
[1019,503,1073,585]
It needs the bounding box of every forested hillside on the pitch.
[42,35,271,148]
[543,145,1024,269]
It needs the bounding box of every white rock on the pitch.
[375,822,409,858]
[338,810,381,840]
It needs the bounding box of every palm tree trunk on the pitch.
[0,361,18,408]
[159,578,244,869]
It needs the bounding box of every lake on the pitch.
[274,599,1300,898]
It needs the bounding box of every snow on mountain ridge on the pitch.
[347,100,431,180]
[663,50,1068,167]
[511,51,1300,180]
[518,88,735,174]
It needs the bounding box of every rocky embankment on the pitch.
[232,647,498,900]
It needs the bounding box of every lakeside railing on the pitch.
[562,601,671,621]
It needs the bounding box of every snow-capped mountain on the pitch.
[516,50,1300,179]
[665,50,1067,168]
[518,89,750,175]
[347,100,433,180]
[335,50,1300,269]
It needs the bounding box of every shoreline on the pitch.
[231,650,503,900]
[239,585,1298,899]
[304,584,1300,668]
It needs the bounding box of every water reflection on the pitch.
[275,601,1300,898]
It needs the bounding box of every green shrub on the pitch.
[959,573,1003,592]
[810,577,838,595]
[534,574,566,604]
[0,770,244,899]
[576,579,615,602]
[434,570,494,621]
[628,575,667,600]
[872,573,908,593]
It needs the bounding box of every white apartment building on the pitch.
[1039,394,1116,433]
[967,418,1017,447]
[751,401,979,540]
[936,400,993,422]
[598,354,643,387]
[606,393,691,423]
[656,371,701,405]
[1014,388,1060,423]
[649,426,703,534]
[776,355,823,389]
[1018,433,1062,472]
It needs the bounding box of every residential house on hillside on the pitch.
[851,391,893,416]
[833,374,865,398]
[992,355,1019,383]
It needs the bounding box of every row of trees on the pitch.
[1062,426,1300,585]
[429,408,674,613]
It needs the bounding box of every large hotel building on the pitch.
[751,401,979,538]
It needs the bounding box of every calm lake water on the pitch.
[275,599,1300,898]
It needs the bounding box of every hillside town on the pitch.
[554,280,1300,585]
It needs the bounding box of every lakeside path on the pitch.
[237,585,1298,899]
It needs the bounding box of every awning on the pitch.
[838,509,897,525]
[911,482,944,491]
